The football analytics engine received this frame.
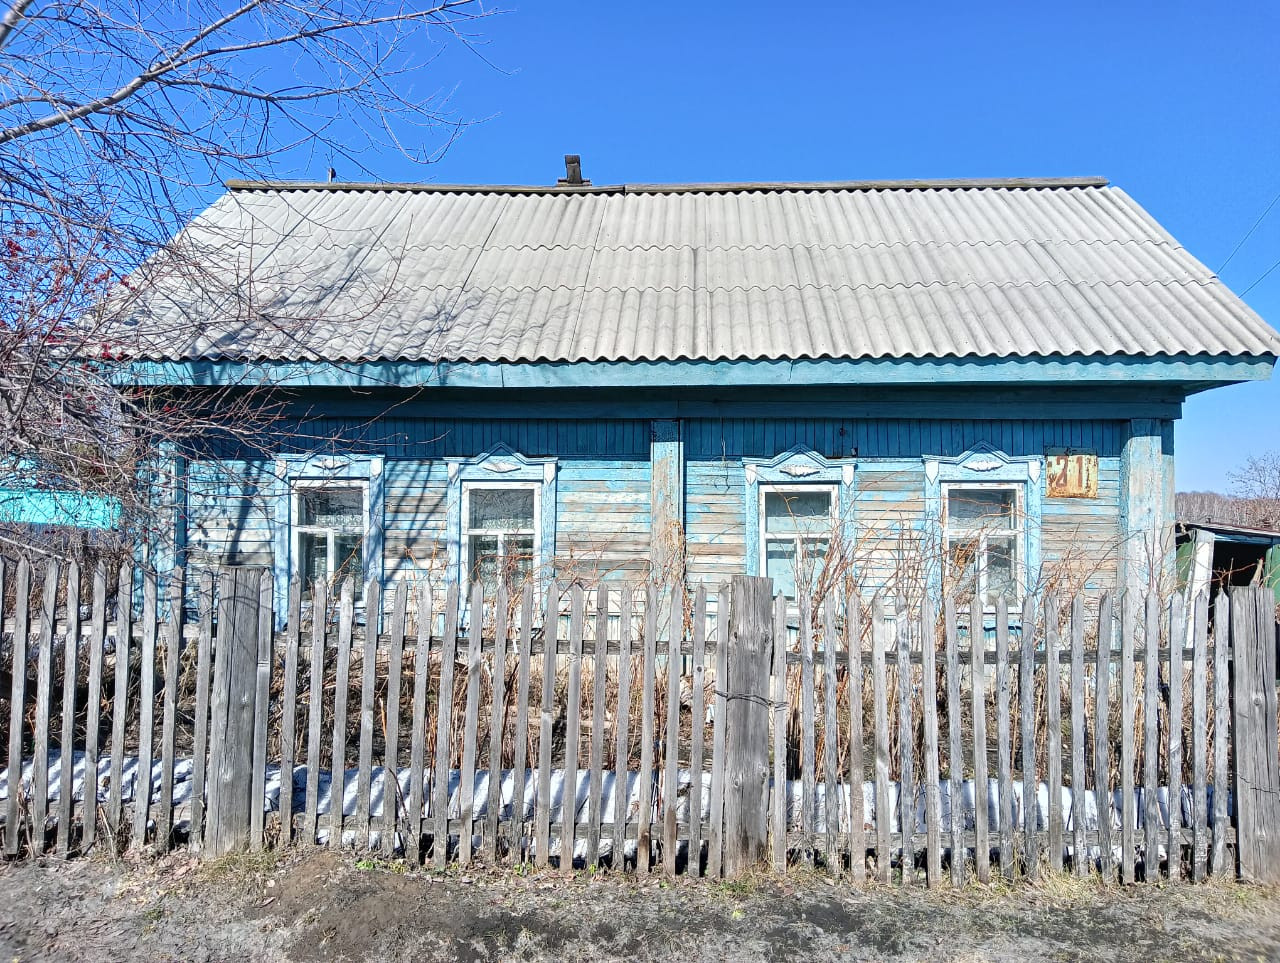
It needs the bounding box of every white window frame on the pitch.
[291,479,370,599]
[941,481,1024,608]
[758,483,839,600]
[460,480,541,591]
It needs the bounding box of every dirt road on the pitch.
[2,850,1278,962]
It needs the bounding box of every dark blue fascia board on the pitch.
[117,354,1275,391]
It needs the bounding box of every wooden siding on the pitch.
[555,461,651,582]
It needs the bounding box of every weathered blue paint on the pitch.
[0,487,121,528]
[1119,419,1174,593]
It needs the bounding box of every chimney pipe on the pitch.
[557,154,589,187]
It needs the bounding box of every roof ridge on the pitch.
[224,176,1110,195]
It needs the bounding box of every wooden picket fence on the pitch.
[2,555,1279,885]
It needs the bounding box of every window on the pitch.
[462,483,538,593]
[293,483,367,599]
[943,484,1022,607]
[760,485,837,600]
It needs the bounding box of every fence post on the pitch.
[723,575,774,877]
[204,567,265,859]
[1230,585,1280,884]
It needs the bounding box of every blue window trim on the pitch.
[743,446,856,596]
[445,444,558,588]
[271,453,385,628]
[923,444,1042,607]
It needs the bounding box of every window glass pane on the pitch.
[334,533,364,585]
[984,536,1017,607]
[300,532,327,587]
[469,534,500,592]
[469,488,535,531]
[947,488,1015,529]
[764,490,832,535]
[509,534,535,583]
[300,487,363,529]
[765,539,798,600]
[946,535,978,599]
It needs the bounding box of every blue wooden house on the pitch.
[114,171,1280,619]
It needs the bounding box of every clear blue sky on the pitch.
[304,1,1280,493]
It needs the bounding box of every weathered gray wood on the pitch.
[131,565,157,850]
[1211,592,1229,877]
[30,559,57,854]
[330,578,355,850]
[459,581,484,866]
[355,579,381,849]
[433,583,460,867]
[1230,586,1280,884]
[848,596,866,884]
[484,583,509,863]
[707,583,729,878]
[1019,595,1038,880]
[687,585,707,876]
[382,579,407,857]
[943,598,963,887]
[969,597,990,884]
[248,569,273,852]
[662,584,679,877]
[897,599,915,885]
[510,583,534,863]
[56,561,81,857]
[612,587,635,871]
[1120,594,1137,885]
[995,599,1014,881]
[585,587,607,869]
[278,576,302,848]
[872,598,892,883]
[1143,594,1160,880]
[408,580,432,863]
[206,567,265,859]
[1167,594,1184,882]
[1094,593,1115,879]
[636,582,656,873]
[1046,594,1063,874]
[82,562,108,854]
[535,582,558,869]
[156,567,185,851]
[920,596,942,887]
[189,571,213,853]
[770,592,788,874]
[303,578,328,846]
[799,592,816,856]
[822,595,840,871]
[3,558,28,857]
[1191,592,1208,882]
[106,562,131,851]
[563,584,585,874]
[723,575,774,878]
[1069,595,1087,877]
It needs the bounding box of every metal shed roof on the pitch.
[112,177,1280,365]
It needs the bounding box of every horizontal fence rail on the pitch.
[1,557,1278,884]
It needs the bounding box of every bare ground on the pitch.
[1,849,1278,963]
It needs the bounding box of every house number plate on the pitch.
[1045,451,1098,498]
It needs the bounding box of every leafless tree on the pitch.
[0,0,495,540]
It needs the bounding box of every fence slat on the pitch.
[872,599,891,883]
[1167,594,1184,883]
[1094,593,1115,879]
[459,581,483,866]
[1191,592,1208,882]
[920,596,942,887]
[189,571,213,853]
[330,578,355,850]
[382,579,407,858]
[1019,595,1038,880]
[588,586,608,869]
[822,596,840,870]
[800,592,816,858]
[995,600,1014,881]
[355,578,380,850]
[848,596,865,884]
[1046,594,1063,875]
[1230,586,1280,884]
[106,562,132,852]
[661,584,678,878]
[248,569,273,852]
[707,584,728,879]
[563,585,585,874]
[156,567,185,851]
[1143,594,1160,880]
[636,582,656,874]
[1069,595,1086,877]
[83,562,108,854]
[1120,595,1137,885]
[278,576,302,848]
[3,558,29,857]
[433,583,460,868]
[484,583,508,864]
[969,597,990,884]
[535,582,557,870]
[510,584,534,864]
[944,598,963,887]
[56,561,81,857]
[612,588,635,872]
[30,559,57,855]
[407,580,432,863]
[131,565,157,850]
[1211,592,1229,877]
[303,578,328,847]
[687,586,707,876]
[897,600,915,885]
[770,592,788,874]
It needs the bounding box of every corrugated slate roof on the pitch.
[113,178,1280,364]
